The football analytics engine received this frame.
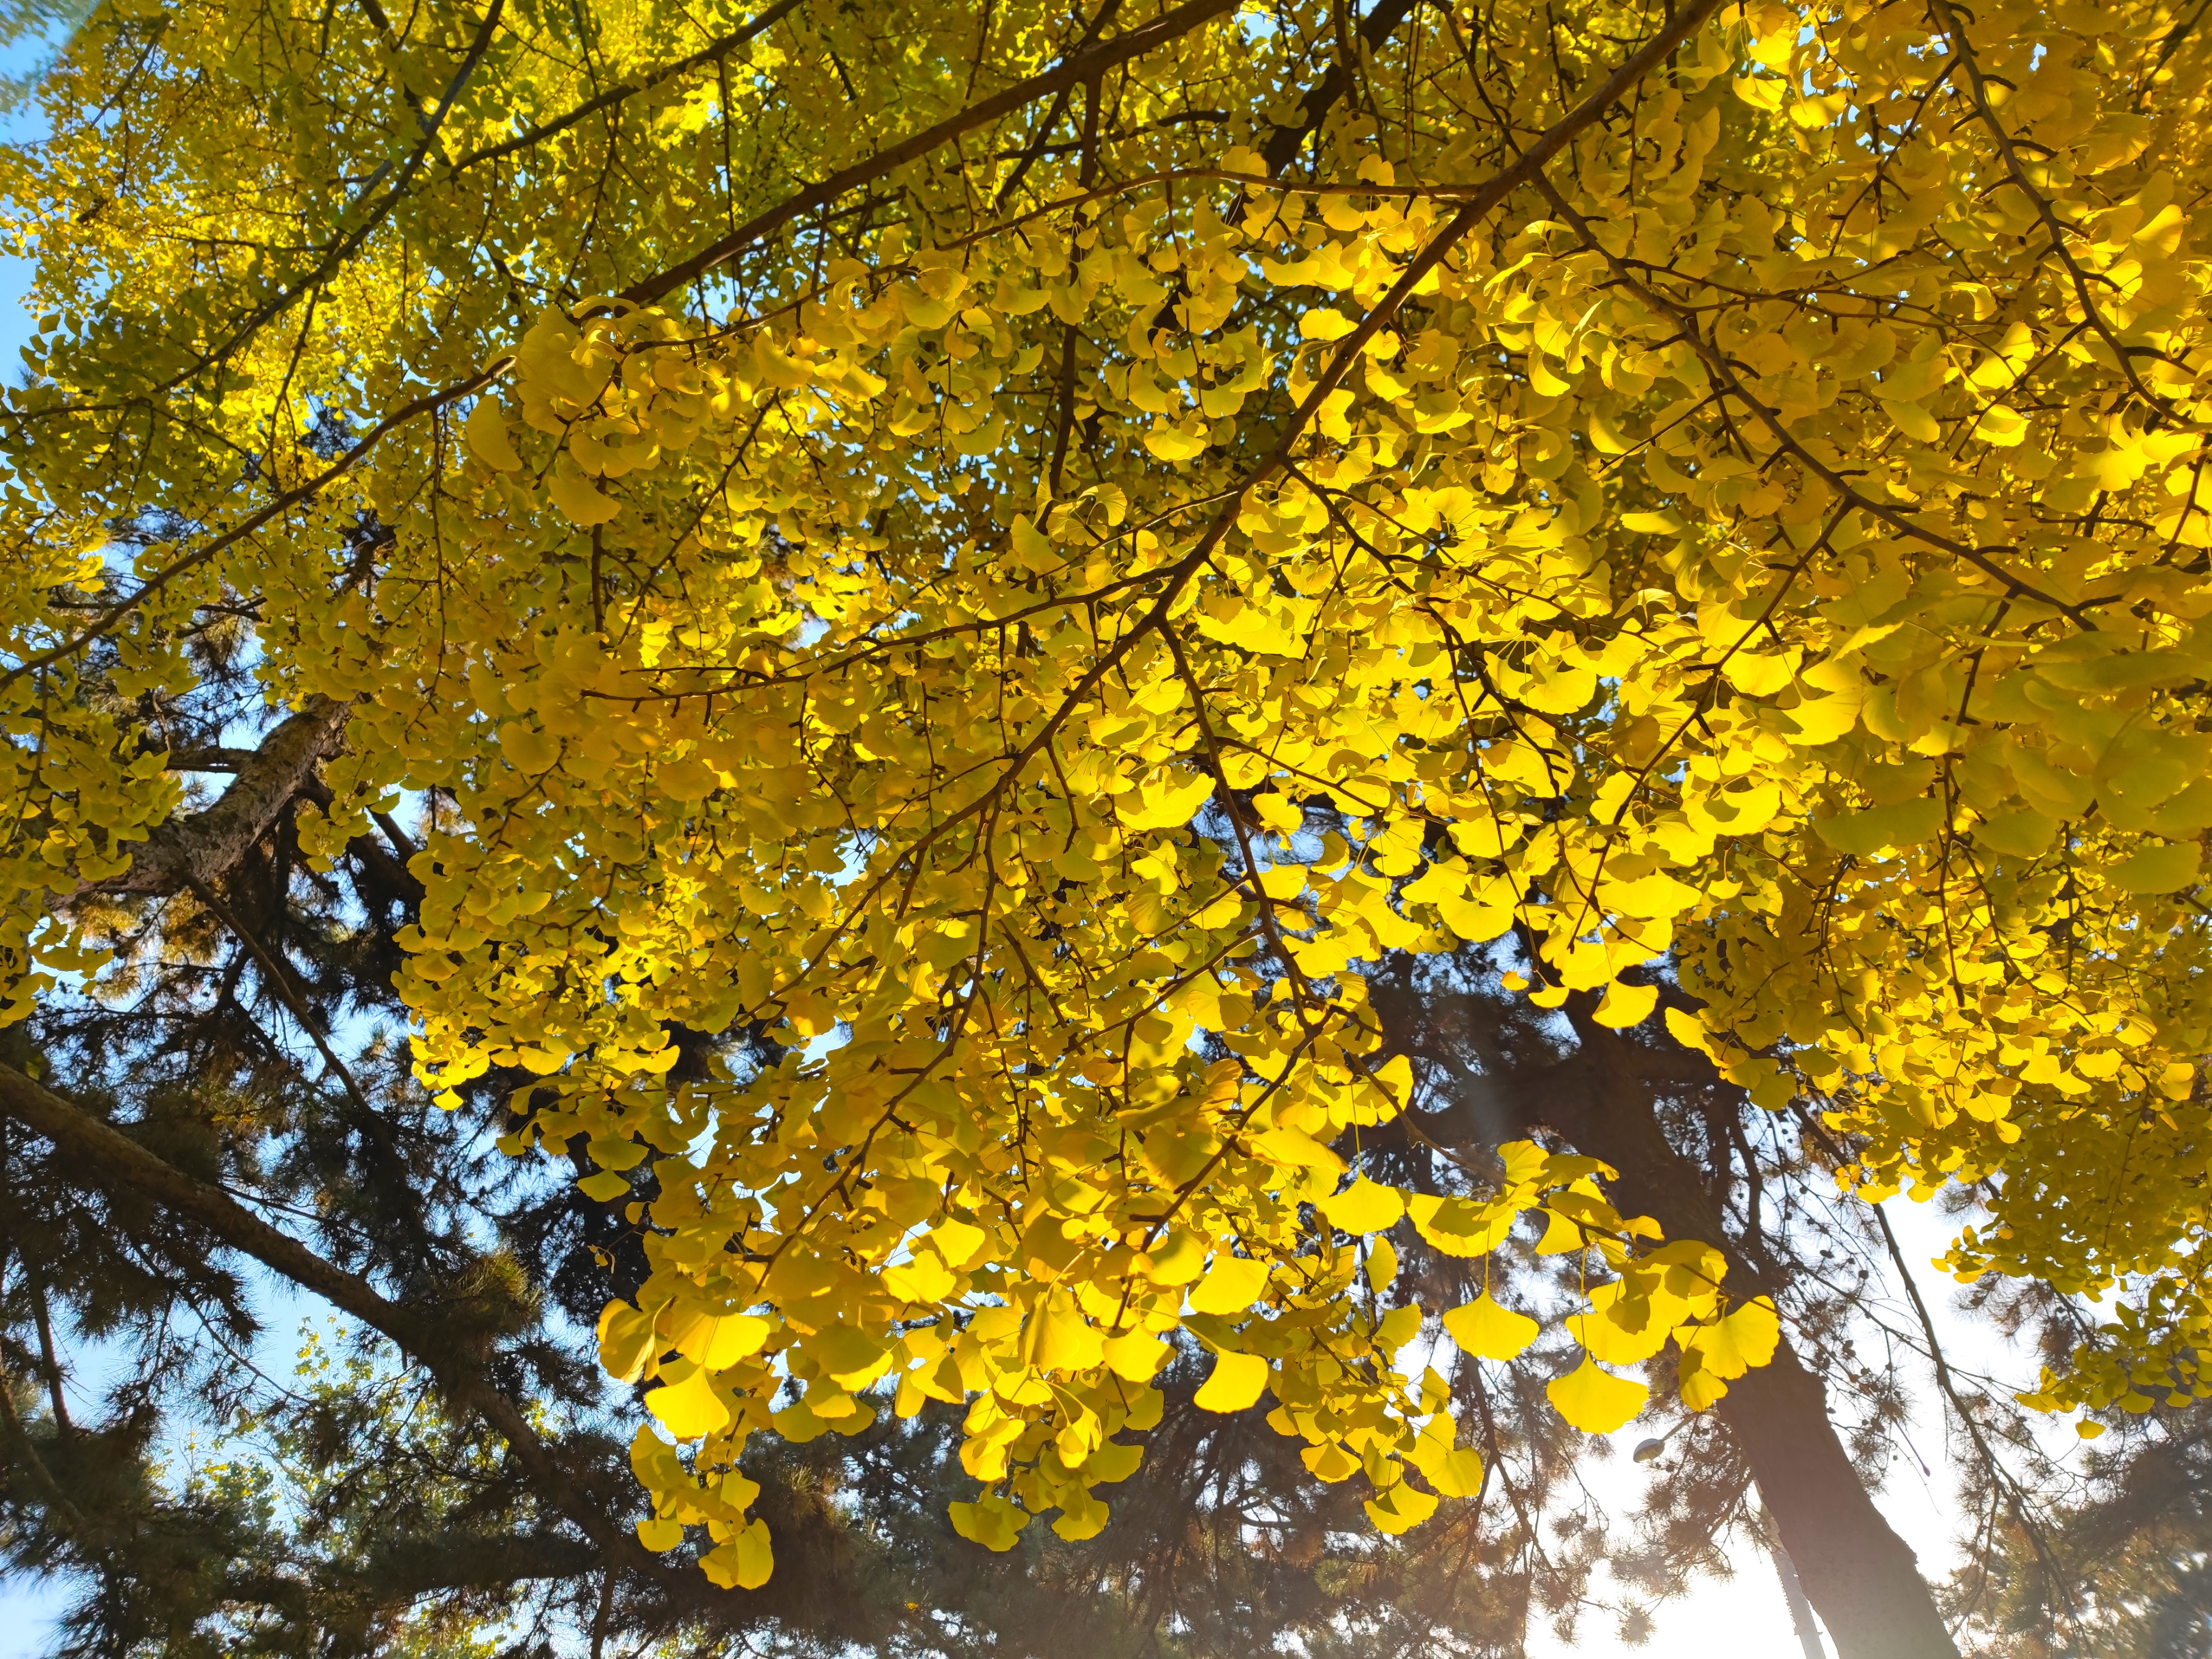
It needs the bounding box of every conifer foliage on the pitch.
[2,0,2210,1652]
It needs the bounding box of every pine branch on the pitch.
[0,1060,646,1579]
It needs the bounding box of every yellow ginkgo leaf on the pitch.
[1973,402,2027,446]
[2108,841,2201,894]
[700,1519,774,1589]
[645,1363,734,1438]
[1533,1207,1588,1255]
[1142,421,1209,460]
[1975,808,2058,860]
[1442,1293,1540,1362]
[883,1254,958,1303]
[1684,1297,1781,1381]
[1028,1297,1106,1371]
[948,1495,1026,1551]
[1880,398,1940,443]
[1139,1228,1208,1286]
[1188,1254,1270,1315]
[1678,1348,1730,1412]
[1301,1440,1358,1482]
[677,1312,770,1369]
[1298,308,1356,341]
[1528,354,1572,396]
[1250,1124,1343,1175]
[597,1301,655,1383]
[546,461,624,525]
[1363,1479,1439,1534]
[927,1218,989,1267]
[1101,1327,1170,1382]
[1407,1193,1516,1257]
[1591,980,1658,1029]
[808,1324,889,1386]
[1606,870,1704,919]
[1546,1358,1649,1434]
[1318,1176,1405,1234]
[1367,1238,1401,1295]
[1193,1350,1270,1412]
[1567,1300,1672,1367]
[1408,1419,1484,1497]
[1008,514,1053,564]
[1732,73,1786,111]
[1662,1006,1716,1057]
[464,397,523,470]
[1122,769,1217,831]
[1050,1488,1110,1541]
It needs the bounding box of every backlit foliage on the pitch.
[4,0,2209,1581]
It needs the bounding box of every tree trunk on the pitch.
[1722,1350,1952,1657]
[1550,1023,1962,1659]
[1396,988,1962,1659]
[1765,1526,1829,1659]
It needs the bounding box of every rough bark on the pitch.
[67,694,351,901]
[1398,998,1962,1659]
[215,1532,603,1612]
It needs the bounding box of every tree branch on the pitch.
[0,1059,650,1576]
[2,374,490,686]
[1868,1195,2079,1626]
[621,0,1242,306]
[1924,0,2173,412]
[64,696,352,902]
[447,0,803,175]
[1526,169,2098,626]
[184,0,509,380]
[1261,0,1422,175]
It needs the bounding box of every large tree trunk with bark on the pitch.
[1558,1020,1958,1657]
[1396,986,1961,1659]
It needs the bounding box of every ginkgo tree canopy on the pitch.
[3,0,2210,1596]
